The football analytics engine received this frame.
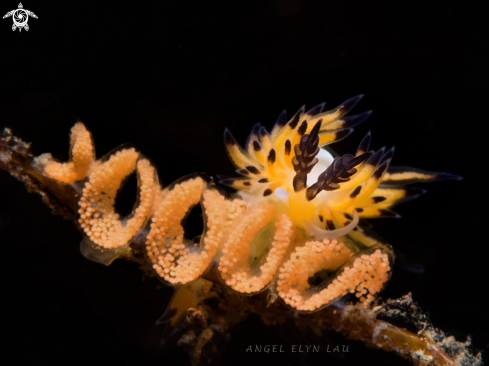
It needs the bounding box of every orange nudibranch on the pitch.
[29,96,460,312]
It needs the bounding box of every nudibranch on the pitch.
[220,96,450,237]
[19,95,459,314]
[2,97,477,366]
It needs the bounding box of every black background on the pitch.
[1,1,487,365]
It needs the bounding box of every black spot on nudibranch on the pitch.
[372,196,386,203]
[289,111,301,129]
[220,179,235,185]
[344,213,353,220]
[243,181,252,186]
[285,140,291,156]
[373,163,388,179]
[326,220,335,230]
[379,147,395,166]
[298,121,308,136]
[337,95,364,116]
[224,130,236,146]
[306,103,325,116]
[268,149,276,164]
[350,186,362,198]
[319,215,324,222]
[356,132,371,156]
[275,110,287,128]
[356,208,364,213]
[334,129,352,142]
[263,189,272,196]
[258,178,268,183]
[366,148,385,167]
[246,166,260,174]
[253,141,261,151]
[239,169,250,175]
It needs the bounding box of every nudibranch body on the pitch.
[220,95,452,241]
[26,96,459,312]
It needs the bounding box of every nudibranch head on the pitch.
[220,95,459,240]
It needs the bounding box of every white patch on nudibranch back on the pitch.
[307,148,334,188]
[273,187,290,205]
